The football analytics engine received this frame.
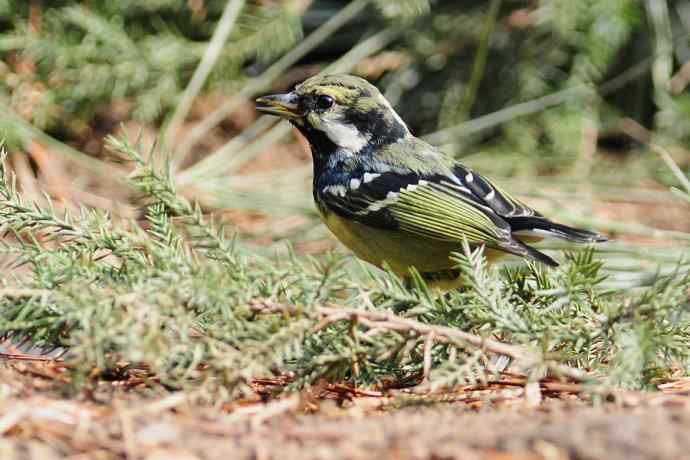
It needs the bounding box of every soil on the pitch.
[216,405,690,460]
[2,361,690,460]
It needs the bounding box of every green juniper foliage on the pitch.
[4,0,690,154]
[1,139,689,400]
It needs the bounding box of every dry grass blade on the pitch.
[650,143,690,194]
[165,0,247,158]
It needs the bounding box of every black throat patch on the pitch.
[291,121,338,172]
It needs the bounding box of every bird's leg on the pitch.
[391,300,417,314]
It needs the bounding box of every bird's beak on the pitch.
[255,92,302,119]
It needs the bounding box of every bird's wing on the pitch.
[450,164,606,243]
[316,169,557,265]
[450,164,541,218]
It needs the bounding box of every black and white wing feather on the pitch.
[451,165,607,244]
[315,168,561,266]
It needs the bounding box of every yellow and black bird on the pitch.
[256,74,606,285]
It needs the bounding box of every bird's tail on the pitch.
[499,237,560,267]
[509,216,608,244]
[514,239,559,267]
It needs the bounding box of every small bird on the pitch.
[256,74,606,286]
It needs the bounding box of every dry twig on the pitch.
[247,299,590,383]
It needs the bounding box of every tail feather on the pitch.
[516,240,559,267]
[499,238,560,267]
[508,216,608,244]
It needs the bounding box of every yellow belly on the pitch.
[320,210,508,280]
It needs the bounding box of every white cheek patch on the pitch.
[318,119,371,152]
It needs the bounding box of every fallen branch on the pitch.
[247,299,591,383]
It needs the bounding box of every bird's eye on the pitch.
[316,95,334,110]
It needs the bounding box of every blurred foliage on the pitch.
[0,0,301,135]
[1,1,689,152]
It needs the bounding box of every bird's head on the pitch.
[256,74,409,159]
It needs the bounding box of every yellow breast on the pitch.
[320,210,508,276]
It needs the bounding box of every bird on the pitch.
[256,74,607,287]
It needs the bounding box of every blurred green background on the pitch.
[1,0,689,284]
